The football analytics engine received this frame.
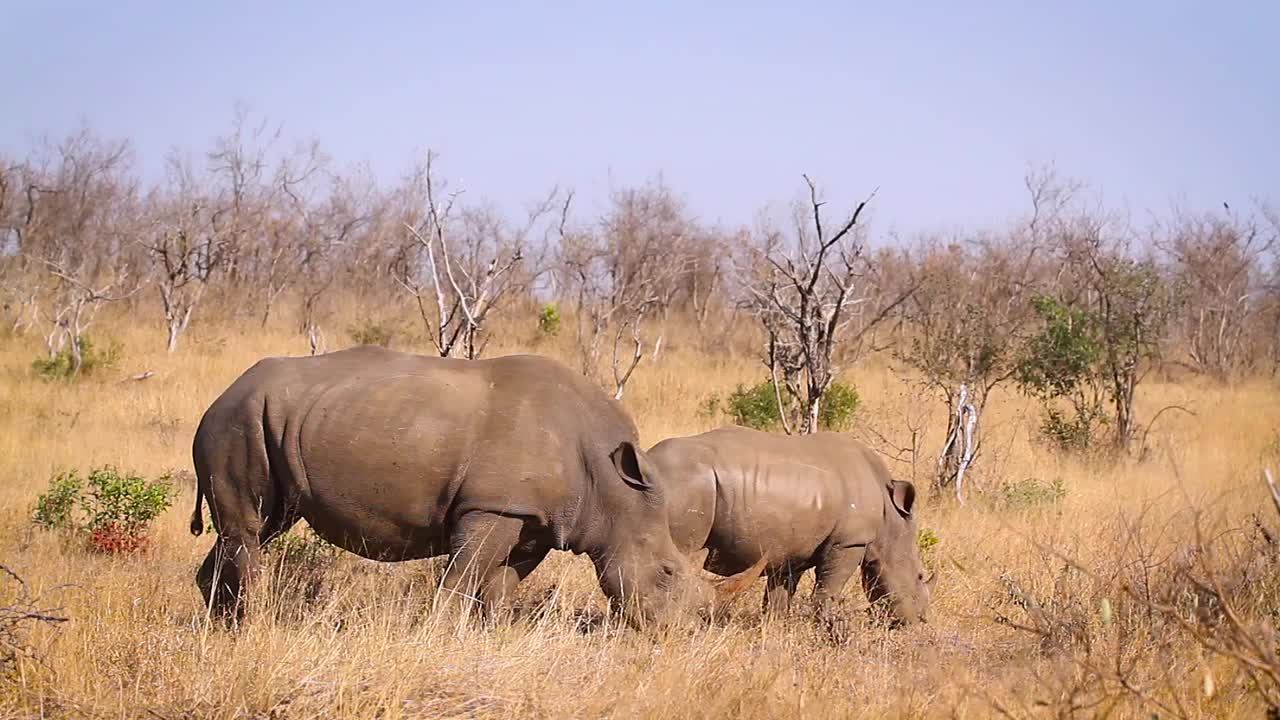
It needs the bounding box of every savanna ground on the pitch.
[2,306,1279,719]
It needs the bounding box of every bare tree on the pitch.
[254,140,329,329]
[558,184,693,399]
[141,154,227,352]
[1161,205,1274,378]
[899,236,1038,500]
[12,129,141,370]
[204,104,280,299]
[295,170,376,355]
[35,256,136,372]
[897,169,1068,499]
[394,151,554,359]
[741,176,914,434]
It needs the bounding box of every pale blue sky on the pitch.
[3,1,1276,235]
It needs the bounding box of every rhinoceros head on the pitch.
[590,441,755,627]
[861,479,936,626]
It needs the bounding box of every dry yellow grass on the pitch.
[2,305,1278,719]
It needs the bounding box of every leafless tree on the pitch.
[204,104,281,298]
[741,176,915,434]
[10,129,141,369]
[899,235,1038,500]
[394,151,554,359]
[1161,205,1274,378]
[295,170,376,354]
[558,184,694,399]
[897,169,1067,499]
[255,140,329,329]
[35,256,136,372]
[141,154,227,352]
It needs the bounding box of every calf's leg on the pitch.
[762,566,800,616]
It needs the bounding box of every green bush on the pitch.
[32,472,81,530]
[725,380,859,431]
[537,302,561,336]
[697,394,722,420]
[31,466,175,554]
[918,528,940,560]
[348,321,397,348]
[821,383,860,431]
[268,526,339,566]
[267,526,340,605]
[1039,406,1106,455]
[1015,295,1109,452]
[81,467,174,535]
[31,336,122,380]
[726,381,780,430]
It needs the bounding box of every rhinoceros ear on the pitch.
[612,441,656,492]
[888,480,917,517]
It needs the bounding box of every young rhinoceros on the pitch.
[648,426,936,625]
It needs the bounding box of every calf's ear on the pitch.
[889,480,917,517]
[612,441,657,492]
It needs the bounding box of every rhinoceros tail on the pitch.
[190,486,205,536]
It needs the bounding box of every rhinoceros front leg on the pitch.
[440,511,542,622]
[812,545,865,620]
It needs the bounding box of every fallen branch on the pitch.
[1,564,70,674]
[1137,404,1197,457]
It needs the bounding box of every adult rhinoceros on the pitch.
[648,426,936,625]
[189,346,757,627]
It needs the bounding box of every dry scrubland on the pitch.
[2,306,1279,719]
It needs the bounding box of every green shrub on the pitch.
[1039,406,1106,455]
[918,528,940,560]
[348,321,397,348]
[267,526,340,604]
[697,394,722,420]
[726,381,780,430]
[995,476,1067,510]
[537,302,561,337]
[821,383,860,431]
[725,380,859,431]
[31,466,175,554]
[81,467,174,535]
[268,526,339,566]
[1015,295,1110,453]
[32,472,82,530]
[31,336,122,381]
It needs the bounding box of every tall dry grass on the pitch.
[1,302,1278,719]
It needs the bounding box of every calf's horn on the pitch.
[688,548,711,570]
[713,555,768,596]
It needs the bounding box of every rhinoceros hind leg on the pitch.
[439,512,532,622]
[763,567,800,616]
[196,533,261,625]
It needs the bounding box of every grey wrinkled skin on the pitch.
[649,426,936,625]
[190,345,713,628]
